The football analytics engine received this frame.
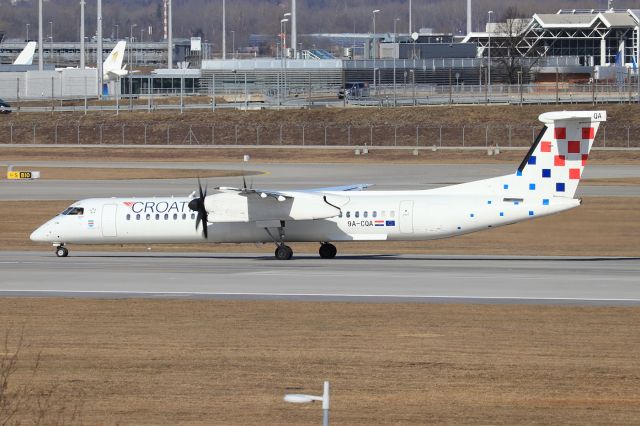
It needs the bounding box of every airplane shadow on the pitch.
[73,253,640,262]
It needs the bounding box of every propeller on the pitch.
[188,178,208,238]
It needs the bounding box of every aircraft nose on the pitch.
[30,225,49,242]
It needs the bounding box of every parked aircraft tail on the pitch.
[13,41,37,65]
[103,41,127,75]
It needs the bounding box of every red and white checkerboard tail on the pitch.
[512,111,606,198]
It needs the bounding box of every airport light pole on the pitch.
[281,17,289,104]
[26,23,30,41]
[80,0,85,69]
[284,381,330,426]
[487,10,493,96]
[168,0,173,67]
[130,24,137,67]
[372,9,380,95]
[283,13,291,54]
[409,0,412,35]
[231,30,235,59]
[97,0,103,98]
[38,0,43,70]
[222,0,226,59]
[49,21,53,62]
[393,17,399,106]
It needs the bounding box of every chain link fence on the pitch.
[1,122,638,148]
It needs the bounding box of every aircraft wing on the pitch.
[304,183,373,192]
[215,186,293,202]
[205,186,350,222]
[215,183,371,199]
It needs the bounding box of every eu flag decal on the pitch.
[385,220,396,226]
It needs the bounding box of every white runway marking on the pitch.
[1,289,639,304]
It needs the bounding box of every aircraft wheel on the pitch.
[275,245,293,260]
[319,243,337,259]
[55,246,69,258]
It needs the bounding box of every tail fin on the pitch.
[510,111,606,198]
[103,41,127,74]
[13,41,37,65]
[430,111,607,200]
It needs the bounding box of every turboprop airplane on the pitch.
[30,110,605,260]
[13,41,37,65]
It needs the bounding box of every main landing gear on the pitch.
[275,244,293,260]
[319,243,337,259]
[55,244,68,257]
[265,221,294,260]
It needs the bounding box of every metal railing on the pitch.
[1,122,638,148]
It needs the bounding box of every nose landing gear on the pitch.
[55,245,69,257]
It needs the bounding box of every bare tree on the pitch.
[0,327,84,426]
[490,6,544,84]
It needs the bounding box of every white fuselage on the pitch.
[30,190,579,246]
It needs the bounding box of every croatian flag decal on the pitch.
[374,220,385,227]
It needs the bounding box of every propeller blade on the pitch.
[189,178,209,239]
[202,212,208,238]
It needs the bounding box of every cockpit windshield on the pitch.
[61,207,84,216]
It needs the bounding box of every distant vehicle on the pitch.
[0,98,11,114]
[338,82,370,99]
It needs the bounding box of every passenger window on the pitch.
[164,214,169,220]
[155,214,160,220]
[126,214,131,220]
[173,213,178,220]
[355,211,360,218]
[136,214,141,220]
[373,211,377,218]
[146,214,151,220]
[182,213,187,220]
[346,211,350,218]
[390,210,395,218]
[191,213,196,220]
[363,211,368,218]
[382,210,386,218]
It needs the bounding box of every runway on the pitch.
[1,162,639,200]
[1,252,638,305]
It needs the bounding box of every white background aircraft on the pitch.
[56,41,129,82]
[31,110,606,260]
[13,42,37,65]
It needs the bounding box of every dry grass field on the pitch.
[0,167,245,180]
[2,146,640,165]
[2,299,640,425]
[4,103,640,128]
